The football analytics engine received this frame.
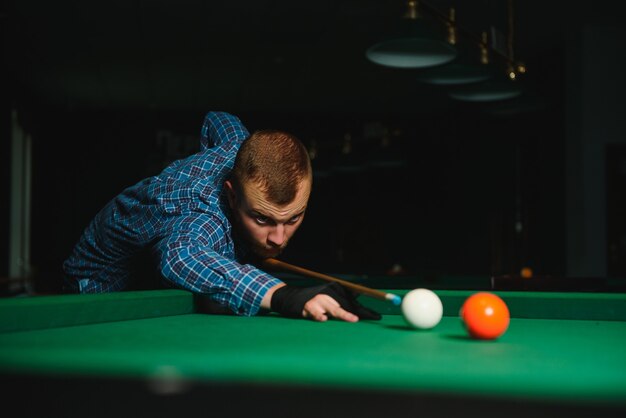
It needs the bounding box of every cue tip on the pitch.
[388,294,402,306]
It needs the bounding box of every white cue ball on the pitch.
[401,288,443,329]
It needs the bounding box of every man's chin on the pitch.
[254,247,283,259]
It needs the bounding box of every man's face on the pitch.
[225,178,311,259]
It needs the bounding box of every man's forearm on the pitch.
[260,283,287,310]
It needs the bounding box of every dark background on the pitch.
[2,0,625,293]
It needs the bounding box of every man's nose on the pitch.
[268,224,286,246]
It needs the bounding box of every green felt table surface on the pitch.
[1,289,626,408]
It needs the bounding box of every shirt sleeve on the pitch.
[155,212,283,316]
[200,111,250,151]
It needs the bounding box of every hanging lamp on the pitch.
[416,9,495,86]
[448,0,526,102]
[366,0,457,69]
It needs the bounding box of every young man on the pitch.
[63,111,380,322]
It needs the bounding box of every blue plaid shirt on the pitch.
[63,111,283,316]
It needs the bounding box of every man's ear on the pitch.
[224,180,236,208]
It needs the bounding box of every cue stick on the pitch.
[262,258,402,305]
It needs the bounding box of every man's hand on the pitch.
[270,282,382,322]
[302,293,358,322]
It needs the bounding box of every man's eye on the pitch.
[255,216,269,225]
[287,215,301,225]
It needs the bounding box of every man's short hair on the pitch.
[230,130,312,204]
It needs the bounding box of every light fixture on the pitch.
[366,0,457,69]
[448,79,522,102]
[416,9,494,85]
[448,0,526,102]
[417,62,493,85]
[416,22,495,86]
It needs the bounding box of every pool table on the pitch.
[1,284,625,418]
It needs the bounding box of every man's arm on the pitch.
[158,213,379,321]
[199,111,249,150]
[260,283,359,322]
[267,282,380,322]
[156,214,282,316]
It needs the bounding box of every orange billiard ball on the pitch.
[520,267,533,279]
[460,292,510,340]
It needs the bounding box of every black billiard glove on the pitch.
[271,282,382,320]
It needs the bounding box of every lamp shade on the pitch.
[416,62,493,85]
[415,32,495,85]
[448,79,522,102]
[366,16,456,69]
